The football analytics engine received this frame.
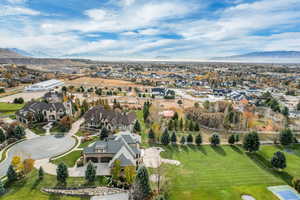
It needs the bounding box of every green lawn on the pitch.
[78,136,98,148]
[2,169,110,200]
[135,110,148,146]
[160,145,287,200]
[0,102,24,116]
[51,150,82,167]
[2,170,88,200]
[30,125,46,136]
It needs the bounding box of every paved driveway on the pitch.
[0,135,75,177]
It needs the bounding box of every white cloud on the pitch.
[1,0,300,60]
[0,5,40,16]
[6,0,26,4]
[84,9,108,20]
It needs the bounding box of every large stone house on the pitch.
[83,131,141,168]
[16,101,72,124]
[83,105,136,132]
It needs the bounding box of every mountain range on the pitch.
[211,51,300,62]
[1,48,300,64]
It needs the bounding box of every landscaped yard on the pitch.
[30,124,46,136]
[160,145,300,200]
[51,150,82,167]
[79,136,98,148]
[2,169,108,200]
[0,102,24,116]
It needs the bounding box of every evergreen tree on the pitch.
[13,125,25,139]
[161,129,170,145]
[281,106,289,117]
[187,134,193,144]
[179,118,184,131]
[148,129,155,144]
[279,129,294,146]
[7,165,17,182]
[172,112,179,120]
[133,120,141,133]
[134,166,151,199]
[194,123,200,132]
[0,129,5,143]
[56,162,69,184]
[174,119,179,131]
[85,162,96,183]
[271,151,286,170]
[195,134,202,145]
[210,133,220,146]
[180,136,186,145]
[171,132,177,144]
[100,127,109,140]
[189,121,194,131]
[39,166,44,180]
[235,134,240,143]
[168,120,174,131]
[243,132,260,152]
[0,180,5,196]
[228,134,235,145]
[143,102,150,121]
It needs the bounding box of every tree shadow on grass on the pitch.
[211,145,226,156]
[31,178,41,190]
[189,145,207,155]
[246,152,293,185]
[230,145,243,154]
[48,193,62,200]
[181,145,189,152]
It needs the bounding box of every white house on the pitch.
[24,79,64,92]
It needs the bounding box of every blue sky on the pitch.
[0,0,300,60]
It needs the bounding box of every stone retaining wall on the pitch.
[42,186,127,197]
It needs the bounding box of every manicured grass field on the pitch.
[161,145,287,200]
[51,150,82,167]
[135,110,148,146]
[0,102,24,116]
[79,136,98,148]
[2,170,89,200]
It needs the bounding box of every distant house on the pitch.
[151,88,166,96]
[16,101,72,124]
[83,105,136,132]
[24,79,64,92]
[44,91,63,103]
[83,131,141,168]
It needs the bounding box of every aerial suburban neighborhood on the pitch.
[1,0,300,200]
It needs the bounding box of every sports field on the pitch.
[161,145,291,200]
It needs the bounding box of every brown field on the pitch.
[65,77,145,88]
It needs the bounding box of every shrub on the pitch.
[279,129,294,146]
[195,134,202,145]
[271,151,286,170]
[293,178,300,193]
[210,133,220,146]
[243,132,260,152]
[228,135,235,145]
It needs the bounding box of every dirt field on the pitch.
[65,77,145,88]
[0,91,47,103]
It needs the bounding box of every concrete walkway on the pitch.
[91,193,129,200]
[143,147,180,168]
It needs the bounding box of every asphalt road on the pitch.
[0,135,76,177]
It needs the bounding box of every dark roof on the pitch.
[83,105,136,126]
[16,101,66,118]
